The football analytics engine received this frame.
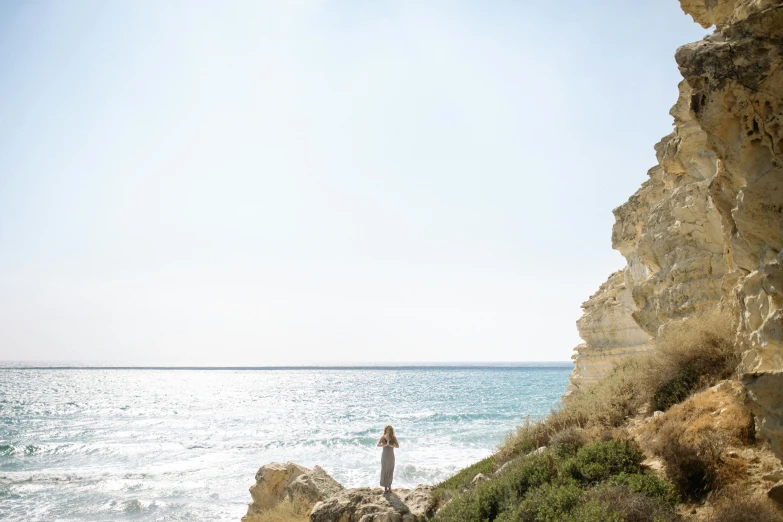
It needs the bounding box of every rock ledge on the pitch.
[242,462,435,522]
[310,485,435,522]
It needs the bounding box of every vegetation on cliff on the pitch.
[499,311,737,459]
[435,440,678,522]
[432,310,783,521]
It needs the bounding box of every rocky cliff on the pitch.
[570,0,783,462]
[567,270,653,392]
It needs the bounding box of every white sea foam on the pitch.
[0,366,569,521]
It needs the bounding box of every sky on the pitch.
[0,1,709,365]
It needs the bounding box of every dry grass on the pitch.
[642,309,739,411]
[498,418,554,459]
[498,361,643,460]
[498,309,740,463]
[709,487,783,522]
[246,497,312,522]
[639,381,754,500]
[640,381,753,449]
[550,426,589,456]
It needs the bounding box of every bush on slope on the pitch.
[435,440,677,522]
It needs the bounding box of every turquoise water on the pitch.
[0,366,570,521]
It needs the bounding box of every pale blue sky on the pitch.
[0,1,708,364]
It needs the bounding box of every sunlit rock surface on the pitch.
[241,461,434,522]
[568,270,652,392]
[242,462,343,522]
[571,0,783,464]
[310,486,435,522]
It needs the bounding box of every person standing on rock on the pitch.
[377,425,399,494]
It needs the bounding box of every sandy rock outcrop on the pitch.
[568,270,653,392]
[242,462,343,522]
[241,462,435,522]
[570,0,783,467]
[309,486,435,522]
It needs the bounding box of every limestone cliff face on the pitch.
[616,82,726,336]
[569,80,726,392]
[568,270,653,392]
[570,0,783,460]
[676,0,783,459]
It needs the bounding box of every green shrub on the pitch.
[503,452,559,499]
[495,483,583,522]
[435,476,509,522]
[436,452,559,522]
[434,493,485,522]
[565,440,645,484]
[435,455,497,493]
[607,472,679,506]
[435,441,663,522]
[563,499,623,522]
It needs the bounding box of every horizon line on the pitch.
[0,361,572,370]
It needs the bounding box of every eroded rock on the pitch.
[242,462,343,521]
[568,271,653,393]
[471,473,488,485]
[309,485,435,522]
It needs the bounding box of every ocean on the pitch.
[0,365,571,521]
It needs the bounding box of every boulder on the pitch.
[528,446,547,456]
[494,460,512,476]
[242,462,343,521]
[471,473,488,485]
[310,485,435,522]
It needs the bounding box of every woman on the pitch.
[377,425,399,493]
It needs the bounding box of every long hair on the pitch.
[383,425,399,446]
